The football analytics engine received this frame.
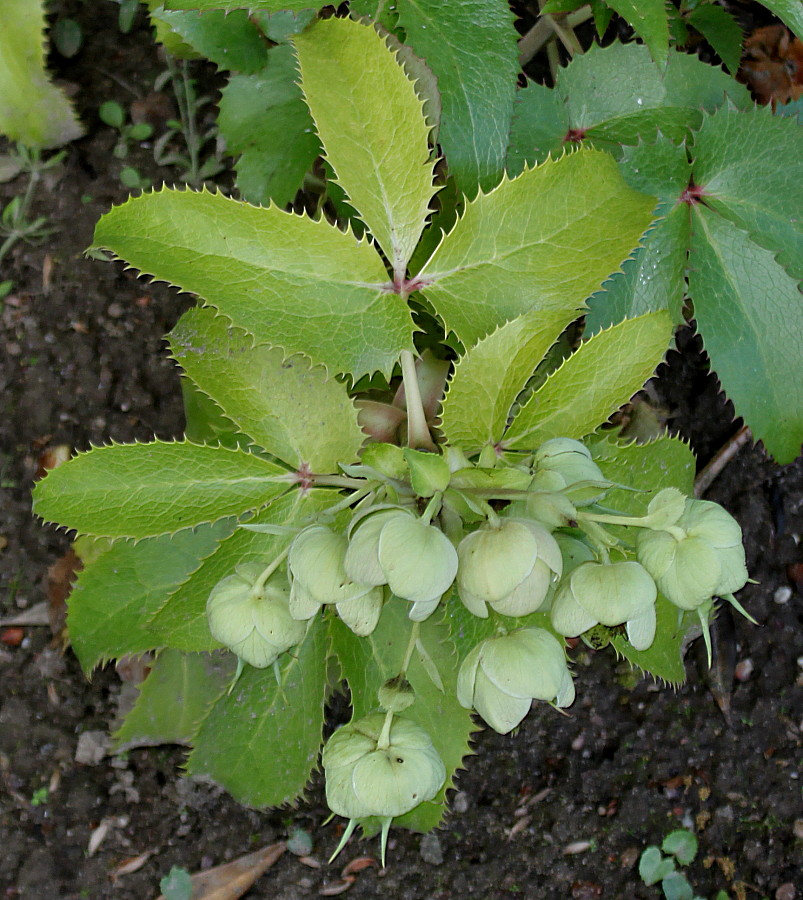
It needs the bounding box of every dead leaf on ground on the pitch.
[738,25,803,106]
[46,548,82,638]
[152,842,286,900]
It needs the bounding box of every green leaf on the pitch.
[149,489,336,651]
[164,0,316,10]
[692,108,803,280]
[253,10,317,43]
[92,188,414,379]
[686,5,743,75]
[330,597,476,831]
[689,208,803,464]
[418,149,656,345]
[186,616,328,807]
[218,44,321,208]
[661,871,695,900]
[33,441,290,539]
[613,594,689,686]
[759,0,803,38]
[507,44,750,170]
[440,308,582,451]
[586,139,692,332]
[0,0,83,147]
[605,0,669,66]
[503,312,674,450]
[114,649,235,749]
[639,846,675,885]
[395,0,519,197]
[170,307,364,471]
[662,829,698,865]
[148,8,268,73]
[66,523,232,672]
[294,17,436,278]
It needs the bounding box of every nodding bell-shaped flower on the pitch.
[206,563,306,669]
[287,525,377,620]
[457,518,562,618]
[456,628,574,734]
[323,713,446,864]
[550,560,658,651]
[531,438,608,504]
[344,508,458,614]
[636,498,748,611]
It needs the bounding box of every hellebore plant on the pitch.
[33,17,751,861]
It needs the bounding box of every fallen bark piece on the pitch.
[153,842,286,900]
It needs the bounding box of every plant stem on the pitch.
[400,350,436,450]
[0,154,42,269]
[251,546,291,597]
[377,620,421,750]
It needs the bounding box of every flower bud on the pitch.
[378,675,416,713]
[335,587,384,636]
[322,714,445,820]
[456,628,574,733]
[344,508,412,587]
[457,518,562,618]
[550,560,657,651]
[533,438,608,503]
[636,498,748,611]
[288,526,375,615]
[206,565,306,668]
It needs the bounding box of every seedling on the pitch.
[639,830,730,900]
[98,101,154,159]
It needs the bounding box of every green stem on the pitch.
[400,350,436,451]
[419,492,442,526]
[250,546,291,598]
[319,485,375,518]
[376,708,395,750]
[400,620,421,675]
[0,156,42,269]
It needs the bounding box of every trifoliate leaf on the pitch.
[33,441,290,539]
[170,307,364,472]
[330,597,476,832]
[66,523,233,673]
[507,44,750,170]
[92,188,414,379]
[691,107,803,280]
[503,311,674,449]
[218,44,321,208]
[440,308,582,451]
[690,209,803,464]
[395,0,519,197]
[0,0,83,147]
[186,616,328,808]
[114,649,236,749]
[418,149,656,345]
[149,490,337,652]
[294,17,436,279]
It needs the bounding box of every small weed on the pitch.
[639,829,729,900]
[160,865,192,900]
[31,787,49,806]
[99,101,154,159]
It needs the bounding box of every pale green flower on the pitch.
[456,628,574,733]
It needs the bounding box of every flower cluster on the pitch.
[204,436,749,849]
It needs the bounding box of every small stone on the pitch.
[452,791,469,814]
[773,586,792,605]
[419,832,443,865]
[793,819,803,840]
[107,302,124,318]
[775,884,796,900]
[75,730,110,765]
[287,827,313,856]
[734,658,754,682]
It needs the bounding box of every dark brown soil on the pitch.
[1,4,801,900]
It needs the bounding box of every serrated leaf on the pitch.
[0,0,83,147]
[662,829,698,865]
[605,0,669,66]
[92,188,414,379]
[218,44,321,208]
[612,595,688,686]
[66,523,232,673]
[170,307,364,471]
[689,208,803,464]
[440,308,581,451]
[186,616,328,808]
[418,149,656,345]
[33,441,290,539]
[586,139,692,332]
[164,0,315,9]
[686,5,743,75]
[692,107,803,280]
[507,44,750,171]
[114,649,235,749]
[395,0,519,197]
[760,0,803,38]
[148,8,268,73]
[294,17,436,279]
[503,312,673,450]
[149,490,336,651]
[253,9,317,43]
[330,597,476,831]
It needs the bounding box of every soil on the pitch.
[1,4,801,900]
